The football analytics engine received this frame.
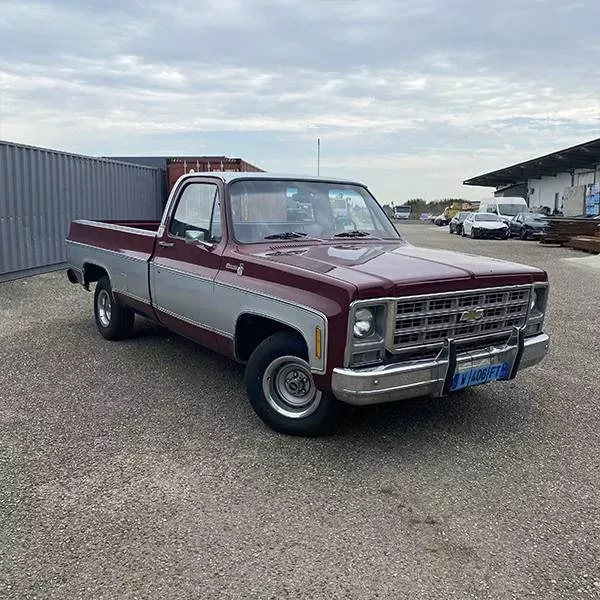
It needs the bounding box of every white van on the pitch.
[478,197,528,223]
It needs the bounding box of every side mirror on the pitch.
[185,229,213,248]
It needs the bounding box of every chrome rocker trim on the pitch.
[331,331,549,406]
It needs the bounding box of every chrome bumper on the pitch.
[331,332,549,406]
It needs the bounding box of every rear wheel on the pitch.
[245,332,340,436]
[94,276,135,340]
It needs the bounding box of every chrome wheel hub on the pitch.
[97,289,112,328]
[263,355,321,419]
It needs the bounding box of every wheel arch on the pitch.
[234,312,309,364]
[83,262,110,287]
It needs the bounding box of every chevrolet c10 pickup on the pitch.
[66,173,550,436]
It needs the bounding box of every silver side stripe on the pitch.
[154,304,234,339]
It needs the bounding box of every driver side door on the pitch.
[150,179,227,350]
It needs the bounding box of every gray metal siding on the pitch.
[0,141,163,279]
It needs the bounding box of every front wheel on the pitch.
[520,229,528,240]
[245,332,340,436]
[470,229,476,239]
[94,276,135,340]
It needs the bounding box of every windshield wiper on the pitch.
[333,230,370,238]
[263,231,308,240]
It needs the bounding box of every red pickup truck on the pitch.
[66,173,550,436]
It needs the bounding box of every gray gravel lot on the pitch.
[1,224,599,599]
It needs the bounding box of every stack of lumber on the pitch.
[540,218,600,246]
[566,225,600,254]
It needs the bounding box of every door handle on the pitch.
[158,241,174,248]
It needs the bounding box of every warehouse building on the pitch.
[464,138,600,217]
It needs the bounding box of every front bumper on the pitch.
[331,332,549,406]
[473,228,509,239]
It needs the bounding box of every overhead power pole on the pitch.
[317,138,321,176]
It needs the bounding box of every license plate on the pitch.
[450,361,510,391]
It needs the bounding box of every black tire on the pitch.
[245,332,340,436]
[470,229,476,239]
[93,276,135,340]
[520,229,528,240]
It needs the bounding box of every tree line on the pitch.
[381,198,468,218]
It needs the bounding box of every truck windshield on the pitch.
[229,179,401,243]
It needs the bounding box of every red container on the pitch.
[167,157,263,193]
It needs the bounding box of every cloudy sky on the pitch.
[1,0,599,202]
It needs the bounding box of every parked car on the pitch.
[509,212,549,239]
[449,211,471,235]
[65,173,549,436]
[433,214,449,226]
[419,212,434,222]
[462,213,510,239]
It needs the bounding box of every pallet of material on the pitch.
[565,236,600,254]
[540,218,600,245]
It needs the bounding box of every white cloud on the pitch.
[1,0,599,201]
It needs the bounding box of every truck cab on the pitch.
[393,205,411,220]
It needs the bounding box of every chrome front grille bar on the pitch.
[390,285,531,354]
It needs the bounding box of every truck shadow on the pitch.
[14,312,538,455]
[123,317,538,446]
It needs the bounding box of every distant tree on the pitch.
[381,204,394,219]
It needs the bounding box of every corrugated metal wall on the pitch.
[0,141,163,280]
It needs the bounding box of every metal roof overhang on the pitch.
[463,137,600,187]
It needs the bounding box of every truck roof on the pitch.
[176,171,366,186]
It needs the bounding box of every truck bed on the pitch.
[66,219,159,305]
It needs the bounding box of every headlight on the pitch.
[530,285,548,315]
[353,308,375,338]
[525,285,548,336]
[530,289,538,311]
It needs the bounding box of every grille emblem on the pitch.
[459,308,485,322]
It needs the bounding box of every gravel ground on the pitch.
[1,225,599,599]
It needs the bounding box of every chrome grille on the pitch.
[393,287,530,352]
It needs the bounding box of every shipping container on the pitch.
[108,155,265,200]
[1,141,163,281]
[166,157,264,193]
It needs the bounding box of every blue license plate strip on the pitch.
[450,362,510,391]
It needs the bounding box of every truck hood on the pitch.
[244,241,545,299]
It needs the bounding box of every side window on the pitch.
[169,183,221,241]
